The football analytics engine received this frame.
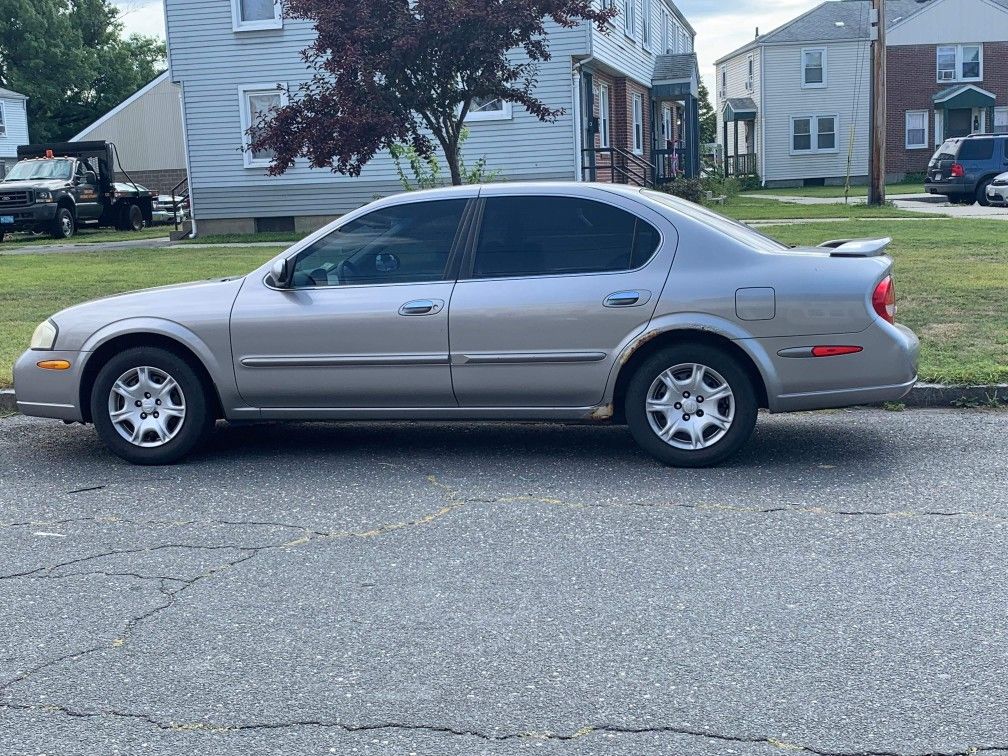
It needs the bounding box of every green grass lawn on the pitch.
[746,181,925,198]
[1,220,1005,390]
[718,196,943,221]
[761,219,1008,385]
[0,225,170,247]
[0,246,283,387]
[181,231,302,245]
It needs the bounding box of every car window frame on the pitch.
[458,194,665,282]
[263,197,477,291]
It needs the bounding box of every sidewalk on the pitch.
[0,238,288,255]
[742,191,1008,220]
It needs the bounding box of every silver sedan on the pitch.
[14,183,918,467]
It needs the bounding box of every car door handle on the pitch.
[398,299,443,316]
[604,290,650,307]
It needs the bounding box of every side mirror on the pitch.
[270,257,293,288]
[84,170,97,185]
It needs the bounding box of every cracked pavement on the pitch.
[1,408,1007,756]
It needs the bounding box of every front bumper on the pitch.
[986,183,1008,205]
[13,348,86,421]
[0,203,59,233]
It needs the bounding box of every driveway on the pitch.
[1,410,1007,756]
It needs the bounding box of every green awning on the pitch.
[722,97,757,122]
[933,84,996,110]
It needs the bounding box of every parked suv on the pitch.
[925,134,1008,206]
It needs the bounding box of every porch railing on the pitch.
[582,147,655,187]
[653,147,687,184]
[725,153,758,177]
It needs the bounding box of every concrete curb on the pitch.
[2,384,1004,416]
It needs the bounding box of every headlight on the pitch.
[30,320,58,350]
[35,190,53,203]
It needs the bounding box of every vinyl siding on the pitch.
[591,0,692,86]
[0,97,29,159]
[715,48,761,158]
[888,0,1008,45]
[761,41,871,182]
[72,76,186,172]
[165,0,589,219]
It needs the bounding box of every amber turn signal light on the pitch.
[36,360,71,370]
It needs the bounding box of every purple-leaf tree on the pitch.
[250,0,614,185]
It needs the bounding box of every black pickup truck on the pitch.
[0,141,155,241]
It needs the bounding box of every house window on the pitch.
[632,93,644,154]
[746,55,754,91]
[239,84,287,168]
[905,110,929,149]
[937,44,983,82]
[802,47,826,88]
[791,114,838,154]
[642,0,651,48]
[598,84,611,148]
[623,0,635,39]
[662,105,673,147]
[231,0,281,31]
[995,107,1008,135]
[466,96,513,122]
[720,67,727,96]
[661,10,669,52]
[0,102,6,138]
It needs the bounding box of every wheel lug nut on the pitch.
[140,413,147,419]
[697,396,704,403]
[155,399,161,405]
[697,409,704,417]
[683,413,690,421]
[674,402,682,410]
[134,400,141,407]
[144,392,151,399]
[153,412,159,418]
[683,391,690,398]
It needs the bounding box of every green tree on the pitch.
[697,79,717,145]
[0,0,165,142]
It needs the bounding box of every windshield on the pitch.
[641,189,787,252]
[3,159,74,182]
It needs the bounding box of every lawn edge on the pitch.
[3,385,1005,415]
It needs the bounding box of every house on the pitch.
[714,0,1008,188]
[164,0,701,235]
[70,72,188,194]
[0,86,30,178]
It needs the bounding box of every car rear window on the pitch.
[641,190,787,253]
[957,138,995,161]
[932,139,959,162]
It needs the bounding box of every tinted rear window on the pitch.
[472,196,660,278]
[641,190,787,253]
[958,138,995,161]
[932,139,959,162]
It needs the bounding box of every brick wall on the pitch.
[587,71,652,183]
[114,169,188,195]
[886,42,1008,175]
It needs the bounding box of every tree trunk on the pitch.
[445,140,463,185]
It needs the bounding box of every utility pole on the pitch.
[868,0,887,205]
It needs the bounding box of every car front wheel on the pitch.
[90,347,214,465]
[51,208,75,239]
[625,345,757,467]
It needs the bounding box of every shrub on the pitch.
[389,127,501,191]
[656,176,705,204]
[702,175,740,200]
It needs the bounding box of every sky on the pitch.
[113,0,824,92]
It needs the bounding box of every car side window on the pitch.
[290,199,467,287]
[472,196,660,279]
[958,139,994,161]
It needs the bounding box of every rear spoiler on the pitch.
[817,237,893,258]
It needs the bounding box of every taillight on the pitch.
[950,163,965,177]
[872,276,896,324]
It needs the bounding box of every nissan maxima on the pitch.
[14,183,919,467]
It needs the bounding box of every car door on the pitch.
[229,196,473,409]
[448,188,676,408]
[73,160,102,221]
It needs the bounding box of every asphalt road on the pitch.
[1,409,1007,756]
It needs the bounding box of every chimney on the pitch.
[755,27,759,38]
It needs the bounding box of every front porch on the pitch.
[580,53,701,187]
[721,98,759,178]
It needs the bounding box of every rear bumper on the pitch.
[13,348,85,421]
[925,180,968,196]
[764,322,920,413]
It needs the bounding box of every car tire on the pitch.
[90,347,215,465]
[977,179,993,207]
[625,344,757,468]
[51,208,75,239]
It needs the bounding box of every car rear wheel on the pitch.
[90,347,214,465]
[120,203,144,231]
[51,208,75,239]
[625,345,757,467]
[977,179,993,207]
